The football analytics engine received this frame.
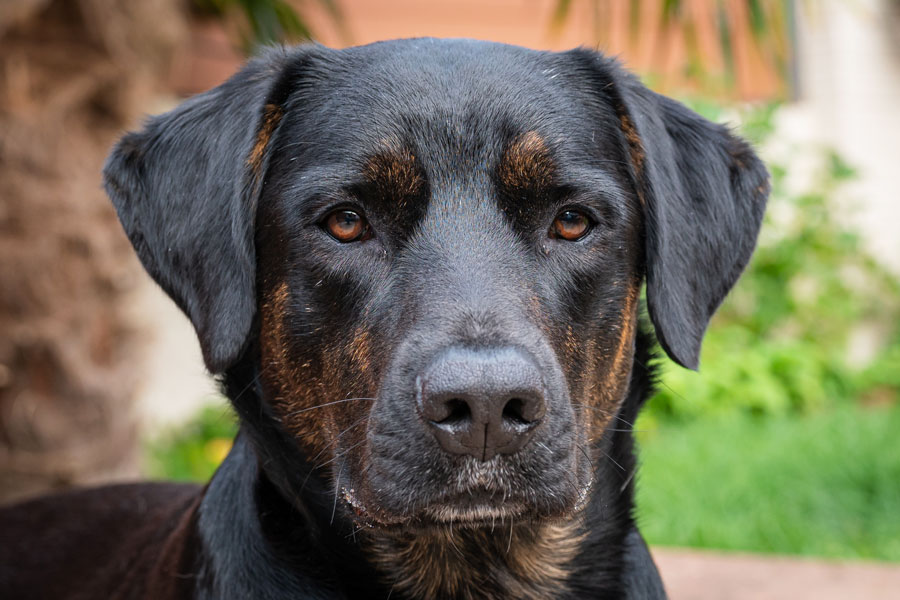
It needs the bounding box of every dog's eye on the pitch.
[324,209,371,243]
[550,210,592,241]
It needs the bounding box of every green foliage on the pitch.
[144,405,237,482]
[193,0,344,49]
[645,103,900,422]
[552,1,793,96]
[636,404,900,560]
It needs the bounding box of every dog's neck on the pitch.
[196,435,335,599]
[365,518,586,600]
[197,433,391,599]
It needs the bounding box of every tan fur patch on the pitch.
[260,281,291,380]
[247,103,283,177]
[573,280,641,437]
[618,112,645,182]
[606,283,639,385]
[364,142,425,204]
[259,281,333,457]
[368,518,585,599]
[347,327,372,376]
[564,324,580,364]
[498,131,556,191]
[598,281,639,414]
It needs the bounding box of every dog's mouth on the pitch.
[340,467,594,529]
[422,500,527,525]
[341,485,529,528]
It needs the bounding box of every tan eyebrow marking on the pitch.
[363,141,425,204]
[498,130,556,191]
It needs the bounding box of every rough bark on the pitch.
[0,0,185,504]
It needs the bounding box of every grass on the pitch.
[635,403,900,561]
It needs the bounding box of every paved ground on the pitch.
[654,548,900,600]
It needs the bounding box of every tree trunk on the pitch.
[0,0,184,504]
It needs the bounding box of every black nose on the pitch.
[417,347,546,461]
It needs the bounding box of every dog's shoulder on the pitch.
[0,483,203,600]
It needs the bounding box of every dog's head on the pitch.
[105,40,767,528]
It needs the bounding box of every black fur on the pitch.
[0,39,768,600]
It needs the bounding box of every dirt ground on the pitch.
[654,547,900,600]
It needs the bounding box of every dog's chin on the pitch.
[420,502,528,528]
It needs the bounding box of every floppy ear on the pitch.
[103,48,300,373]
[577,51,770,369]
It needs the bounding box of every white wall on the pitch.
[781,0,900,273]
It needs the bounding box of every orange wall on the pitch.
[303,0,786,100]
[172,1,786,100]
[305,0,598,52]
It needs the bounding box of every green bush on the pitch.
[144,405,236,482]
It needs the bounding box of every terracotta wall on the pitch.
[171,0,789,100]
[302,0,788,100]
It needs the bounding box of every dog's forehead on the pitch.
[278,39,611,171]
[335,38,578,118]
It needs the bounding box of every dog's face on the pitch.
[253,42,647,525]
[105,40,767,528]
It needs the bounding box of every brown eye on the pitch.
[551,210,592,241]
[324,210,370,243]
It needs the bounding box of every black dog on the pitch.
[0,39,768,599]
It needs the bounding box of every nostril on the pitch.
[434,398,471,427]
[502,398,531,426]
[501,396,545,431]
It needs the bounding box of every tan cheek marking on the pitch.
[347,328,372,377]
[607,282,639,386]
[590,282,640,433]
[573,281,640,436]
[247,103,283,177]
[564,324,579,364]
[318,326,376,435]
[259,281,333,457]
[260,281,292,385]
[498,130,556,191]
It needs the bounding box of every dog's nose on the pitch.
[417,347,546,461]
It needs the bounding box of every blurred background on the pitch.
[1,1,898,597]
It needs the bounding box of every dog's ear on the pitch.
[576,51,769,369]
[103,48,301,373]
